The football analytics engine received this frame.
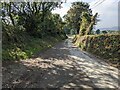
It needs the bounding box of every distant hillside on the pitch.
[99,26,119,31]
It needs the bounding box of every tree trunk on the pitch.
[9,13,15,26]
[86,13,98,35]
[8,3,15,26]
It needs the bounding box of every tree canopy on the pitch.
[2,2,66,39]
[63,2,98,35]
[63,2,92,34]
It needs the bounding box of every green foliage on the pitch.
[79,12,92,36]
[2,2,67,61]
[63,2,92,34]
[107,30,120,34]
[2,34,66,61]
[102,30,107,34]
[79,13,98,36]
[2,2,64,37]
[78,34,120,61]
[96,29,100,34]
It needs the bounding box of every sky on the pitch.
[52,0,119,29]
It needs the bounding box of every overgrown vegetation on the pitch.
[2,2,67,61]
[73,34,120,66]
[67,2,120,67]
[3,32,66,60]
[63,2,93,34]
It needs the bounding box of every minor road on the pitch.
[2,38,119,89]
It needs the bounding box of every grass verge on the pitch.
[2,34,67,61]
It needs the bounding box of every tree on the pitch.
[96,29,100,34]
[1,2,16,26]
[1,2,63,37]
[85,13,98,35]
[79,12,92,36]
[63,2,92,34]
[102,30,107,34]
[79,12,98,36]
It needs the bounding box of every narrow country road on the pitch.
[2,38,120,89]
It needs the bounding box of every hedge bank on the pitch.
[76,34,120,62]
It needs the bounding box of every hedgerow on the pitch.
[77,34,120,61]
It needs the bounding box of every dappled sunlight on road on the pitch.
[18,39,96,88]
[21,38,119,88]
[67,39,119,88]
[21,57,95,88]
[3,38,119,89]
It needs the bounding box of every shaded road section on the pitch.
[2,38,119,89]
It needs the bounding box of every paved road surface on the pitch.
[2,38,120,89]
